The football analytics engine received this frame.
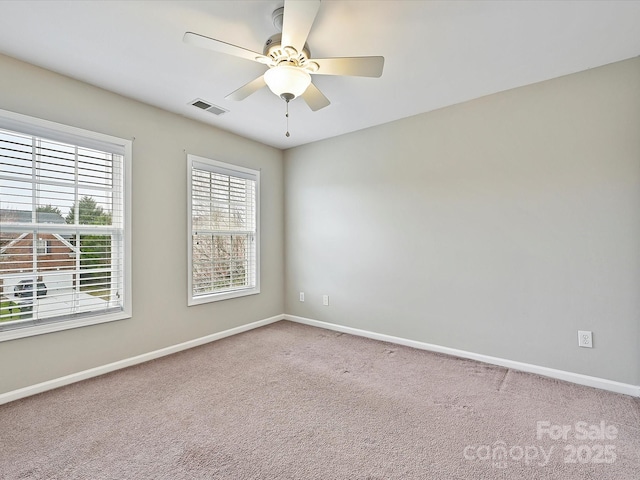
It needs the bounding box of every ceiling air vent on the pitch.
[190,99,228,116]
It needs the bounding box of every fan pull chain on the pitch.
[285,100,290,137]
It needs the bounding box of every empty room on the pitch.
[0,1,639,479]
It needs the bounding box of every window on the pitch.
[0,109,131,340]
[187,155,259,304]
[35,238,50,255]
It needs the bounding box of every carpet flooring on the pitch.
[1,320,639,479]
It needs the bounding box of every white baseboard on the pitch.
[3,312,638,405]
[0,314,284,406]
[285,314,640,398]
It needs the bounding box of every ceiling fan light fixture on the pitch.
[264,65,311,101]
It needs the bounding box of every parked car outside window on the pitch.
[14,280,47,298]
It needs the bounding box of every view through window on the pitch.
[188,155,259,304]
[0,111,130,336]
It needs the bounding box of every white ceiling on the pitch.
[0,0,639,150]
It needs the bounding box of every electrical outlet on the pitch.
[299,292,304,302]
[322,295,329,306]
[578,330,593,348]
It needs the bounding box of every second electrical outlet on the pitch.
[323,295,329,306]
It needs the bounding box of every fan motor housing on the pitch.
[264,33,311,67]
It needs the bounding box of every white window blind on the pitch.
[0,109,130,338]
[188,155,259,304]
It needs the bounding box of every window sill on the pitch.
[0,311,131,343]
[188,287,260,306]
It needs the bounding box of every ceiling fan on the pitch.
[183,0,384,114]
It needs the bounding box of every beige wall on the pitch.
[0,54,284,394]
[1,52,638,395]
[285,58,640,386]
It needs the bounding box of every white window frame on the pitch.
[187,154,260,305]
[0,108,132,342]
[35,238,50,255]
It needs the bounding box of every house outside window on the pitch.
[0,109,131,340]
[187,154,260,305]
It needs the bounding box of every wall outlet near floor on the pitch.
[299,292,304,302]
[578,330,593,348]
[322,295,329,306]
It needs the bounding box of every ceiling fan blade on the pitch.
[225,75,267,101]
[282,0,321,54]
[310,56,385,77]
[183,32,271,65]
[301,82,330,111]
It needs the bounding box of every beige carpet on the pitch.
[1,321,639,479]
